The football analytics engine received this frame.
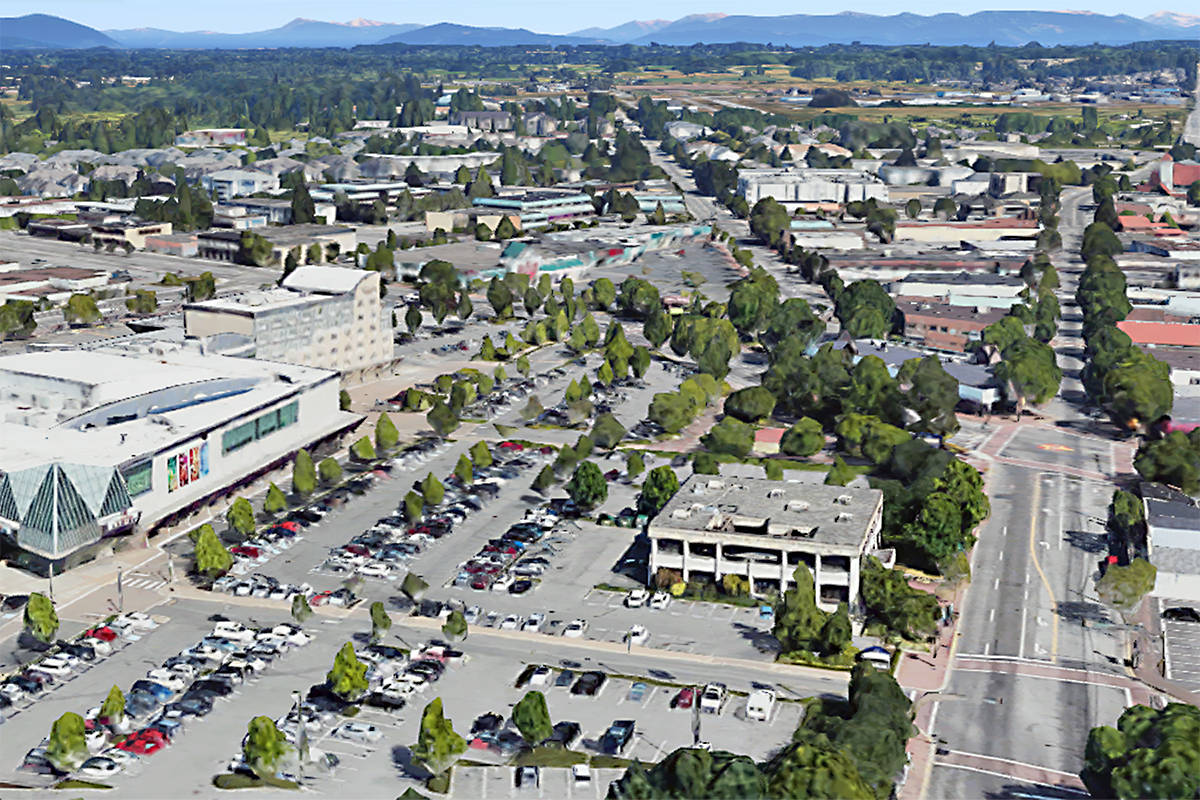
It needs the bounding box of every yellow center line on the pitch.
[1028,477,1059,662]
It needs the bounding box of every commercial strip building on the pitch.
[0,343,359,575]
[0,264,111,304]
[647,477,884,611]
[1142,482,1200,602]
[737,167,889,206]
[184,267,392,378]
[473,190,596,229]
[897,299,1009,353]
[200,169,280,202]
[892,217,1039,243]
[887,271,1026,302]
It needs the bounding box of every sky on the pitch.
[12,0,1176,34]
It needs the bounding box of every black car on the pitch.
[472,712,503,734]
[554,669,575,688]
[0,693,12,710]
[600,720,636,754]
[570,671,607,696]
[294,508,322,523]
[367,644,407,661]
[1163,606,1200,623]
[542,721,581,748]
[190,679,234,697]
[306,685,351,712]
[509,580,533,595]
[418,599,445,618]
[164,695,213,717]
[364,691,406,711]
[58,641,99,661]
[7,675,43,695]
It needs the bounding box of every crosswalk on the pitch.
[122,573,168,591]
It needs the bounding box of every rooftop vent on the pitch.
[767,488,785,499]
[836,495,853,505]
[835,512,854,523]
[671,507,693,520]
[785,500,809,512]
[706,479,725,490]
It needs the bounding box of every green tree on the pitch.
[1096,558,1156,616]
[376,413,400,450]
[292,449,317,497]
[98,685,125,725]
[643,305,674,348]
[243,715,292,779]
[370,600,392,642]
[819,603,852,656]
[225,496,255,536]
[291,593,313,624]
[724,386,777,423]
[326,642,368,700]
[835,280,895,339]
[765,460,784,480]
[631,346,651,380]
[340,389,352,411]
[532,464,556,493]
[693,451,720,474]
[701,416,754,458]
[698,334,734,380]
[512,690,553,744]
[781,417,825,457]
[412,697,467,777]
[400,572,430,602]
[774,563,827,654]
[469,440,492,469]
[516,355,531,377]
[899,356,961,438]
[567,461,607,510]
[487,277,514,319]
[591,413,627,450]
[427,400,459,438]
[639,465,679,515]
[125,289,158,314]
[194,524,233,578]
[825,455,856,486]
[995,337,1062,412]
[263,482,287,515]
[405,305,423,334]
[764,741,874,800]
[1082,703,1200,800]
[764,298,825,354]
[290,180,316,224]
[350,436,376,461]
[612,749,769,800]
[46,711,88,771]
[860,556,938,640]
[494,216,517,240]
[454,454,473,485]
[64,293,101,326]
[403,490,425,524]
[442,609,468,642]
[625,450,645,479]
[422,472,445,505]
[318,457,342,484]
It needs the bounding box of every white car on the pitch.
[100,748,140,770]
[79,756,122,779]
[572,764,593,787]
[81,636,112,657]
[562,619,588,638]
[650,592,672,610]
[624,588,649,608]
[521,613,545,633]
[0,683,26,702]
[334,721,382,743]
[357,562,394,580]
[165,662,198,680]
[120,612,158,631]
[270,624,312,647]
[35,656,73,677]
[624,625,650,647]
[492,574,516,592]
[212,621,256,643]
[499,614,521,630]
[145,669,187,691]
[528,665,552,687]
[85,728,108,753]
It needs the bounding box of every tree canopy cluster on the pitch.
[1082,703,1200,800]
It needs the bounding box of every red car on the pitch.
[277,521,300,533]
[470,577,491,591]
[673,688,695,709]
[343,544,370,557]
[85,626,117,642]
[117,734,166,755]
[230,546,261,559]
[605,469,620,481]
[499,441,524,451]
[310,591,333,607]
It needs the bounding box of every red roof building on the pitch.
[1117,319,1200,348]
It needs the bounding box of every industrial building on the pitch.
[647,476,884,611]
[0,343,358,575]
[737,167,889,206]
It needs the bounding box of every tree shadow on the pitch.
[390,745,428,779]
[1055,600,1112,626]
[983,781,1087,799]
[730,621,781,654]
[1063,529,1109,554]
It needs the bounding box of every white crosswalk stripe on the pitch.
[124,577,167,590]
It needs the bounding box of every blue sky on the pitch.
[18,1,1171,33]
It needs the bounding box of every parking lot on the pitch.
[453,764,626,799]
[1160,599,1200,689]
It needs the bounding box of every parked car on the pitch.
[625,625,650,647]
[515,765,540,789]
[570,671,607,697]
[562,619,587,638]
[650,592,672,610]
[627,682,648,702]
[672,687,695,709]
[625,588,649,608]
[600,720,636,754]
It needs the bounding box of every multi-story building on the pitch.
[0,342,358,575]
[90,220,173,250]
[200,169,280,202]
[737,167,889,206]
[897,300,1009,353]
[183,266,391,377]
[647,476,884,611]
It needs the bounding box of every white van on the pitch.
[746,689,776,722]
[212,621,256,643]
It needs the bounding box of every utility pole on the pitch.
[117,566,124,613]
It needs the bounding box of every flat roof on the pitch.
[893,271,1024,286]
[898,299,1009,326]
[281,265,368,294]
[185,288,318,315]
[650,476,881,551]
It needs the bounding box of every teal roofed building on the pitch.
[0,463,137,573]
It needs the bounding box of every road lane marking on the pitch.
[1028,476,1059,662]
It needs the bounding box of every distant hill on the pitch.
[624,11,1193,47]
[0,13,119,49]
[106,18,423,48]
[378,23,606,46]
[570,19,673,43]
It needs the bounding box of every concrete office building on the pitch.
[737,167,889,206]
[0,343,358,575]
[183,267,391,377]
[647,477,884,611]
[1142,482,1200,601]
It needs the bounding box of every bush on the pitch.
[318,457,343,484]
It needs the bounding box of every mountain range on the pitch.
[2,10,1199,50]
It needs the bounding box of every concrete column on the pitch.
[714,542,723,579]
[681,540,690,582]
[779,549,788,592]
[849,556,861,611]
[648,538,658,586]
[814,553,823,605]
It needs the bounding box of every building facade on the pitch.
[737,168,889,206]
[647,477,884,612]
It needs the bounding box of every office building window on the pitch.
[222,401,299,454]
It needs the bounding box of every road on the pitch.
[1184,63,1200,148]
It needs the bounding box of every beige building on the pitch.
[183,267,391,376]
[91,221,173,250]
[647,477,884,612]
